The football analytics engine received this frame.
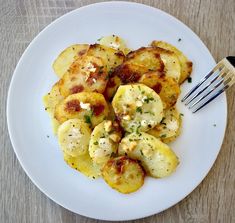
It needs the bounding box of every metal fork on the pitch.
[182,56,235,113]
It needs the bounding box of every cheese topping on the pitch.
[141,147,154,158]
[66,128,82,151]
[123,115,131,120]
[166,120,178,131]
[80,102,91,110]
[93,138,113,158]
[136,100,143,107]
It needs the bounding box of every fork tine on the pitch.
[189,71,233,109]
[181,63,223,102]
[192,74,235,113]
[185,66,227,105]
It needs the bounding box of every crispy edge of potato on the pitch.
[103,75,122,101]
[102,156,145,194]
[151,41,193,84]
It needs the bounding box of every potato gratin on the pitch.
[43,35,192,194]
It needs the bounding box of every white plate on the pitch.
[7,1,227,221]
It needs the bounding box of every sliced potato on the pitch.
[43,82,64,134]
[55,92,109,127]
[98,35,131,55]
[139,71,180,109]
[118,132,179,178]
[58,119,91,157]
[53,44,89,78]
[112,84,163,132]
[151,41,193,84]
[127,46,181,81]
[64,151,100,179]
[103,75,122,101]
[148,107,181,143]
[113,47,164,83]
[86,44,125,73]
[102,156,145,194]
[59,55,108,97]
[89,120,122,165]
[112,62,152,83]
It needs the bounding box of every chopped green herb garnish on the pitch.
[110,152,116,158]
[141,91,145,94]
[180,113,184,116]
[140,150,144,156]
[138,86,141,91]
[136,107,142,114]
[97,37,103,42]
[143,97,154,103]
[160,134,167,138]
[84,115,92,124]
[187,77,192,83]
[93,141,98,145]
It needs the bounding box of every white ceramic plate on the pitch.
[7,1,227,221]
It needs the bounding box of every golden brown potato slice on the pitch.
[139,71,180,109]
[103,75,122,101]
[127,47,181,82]
[58,55,108,97]
[112,62,151,83]
[147,107,182,143]
[151,41,193,84]
[58,119,91,157]
[63,151,101,179]
[98,35,131,55]
[102,156,145,194]
[53,44,89,78]
[54,92,109,127]
[86,44,125,73]
[118,132,179,178]
[43,82,64,134]
[112,84,163,133]
[89,120,122,166]
[113,47,164,83]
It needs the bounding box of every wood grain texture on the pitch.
[0,0,234,222]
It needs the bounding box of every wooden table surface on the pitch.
[0,0,234,222]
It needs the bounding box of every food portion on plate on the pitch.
[43,35,192,194]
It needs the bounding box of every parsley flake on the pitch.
[136,107,142,114]
[187,77,192,83]
[84,115,92,124]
